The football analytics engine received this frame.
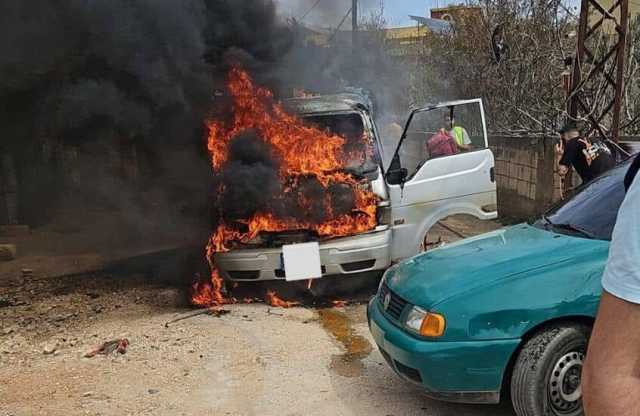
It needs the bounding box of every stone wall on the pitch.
[489,135,564,220]
[490,136,639,220]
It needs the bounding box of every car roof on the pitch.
[283,93,372,115]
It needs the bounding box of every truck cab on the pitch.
[215,94,497,282]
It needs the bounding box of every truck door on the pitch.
[385,99,497,261]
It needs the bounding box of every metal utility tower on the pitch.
[568,0,629,142]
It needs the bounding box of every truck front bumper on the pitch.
[215,228,391,282]
[367,297,519,404]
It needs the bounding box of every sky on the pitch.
[275,0,456,28]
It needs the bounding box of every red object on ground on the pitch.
[84,338,129,358]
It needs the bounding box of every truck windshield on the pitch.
[302,113,380,175]
[534,160,630,240]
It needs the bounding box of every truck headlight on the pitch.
[376,204,391,225]
[404,306,446,337]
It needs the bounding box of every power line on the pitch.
[298,0,322,21]
[328,7,353,43]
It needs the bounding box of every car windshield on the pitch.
[302,113,380,175]
[533,160,631,240]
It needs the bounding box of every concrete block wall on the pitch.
[489,136,562,220]
[489,135,640,220]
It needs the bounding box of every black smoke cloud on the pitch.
[0,0,401,246]
[0,0,294,147]
[219,130,282,221]
[217,130,358,229]
[277,0,383,28]
[0,0,296,242]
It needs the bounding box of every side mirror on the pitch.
[386,167,408,185]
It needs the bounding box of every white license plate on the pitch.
[281,242,322,282]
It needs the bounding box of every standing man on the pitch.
[583,155,640,415]
[446,114,472,152]
[426,128,458,159]
[557,123,615,183]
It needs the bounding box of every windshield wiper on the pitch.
[548,223,596,239]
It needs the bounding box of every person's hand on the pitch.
[555,140,564,156]
[578,138,592,149]
[558,164,569,177]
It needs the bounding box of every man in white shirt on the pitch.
[583,158,640,415]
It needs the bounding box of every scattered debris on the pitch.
[82,391,94,397]
[266,308,284,316]
[0,297,14,308]
[436,220,467,239]
[163,308,230,328]
[43,344,58,355]
[148,389,159,395]
[84,338,129,358]
[265,290,299,308]
[0,244,17,261]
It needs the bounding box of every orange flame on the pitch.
[191,269,231,307]
[265,290,300,308]
[191,67,378,308]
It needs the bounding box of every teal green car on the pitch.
[368,160,630,416]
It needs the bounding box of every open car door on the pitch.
[386,98,497,261]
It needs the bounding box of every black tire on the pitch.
[510,324,590,416]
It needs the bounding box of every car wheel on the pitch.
[510,324,590,416]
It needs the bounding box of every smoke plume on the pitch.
[0,0,407,248]
[0,0,295,240]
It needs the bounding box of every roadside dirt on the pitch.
[0,274,514,416]
[0,216,512,416]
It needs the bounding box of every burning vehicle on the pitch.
[194,69,497,303]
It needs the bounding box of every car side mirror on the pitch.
[386,167,408,185]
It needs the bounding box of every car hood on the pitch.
[386,224,606,309]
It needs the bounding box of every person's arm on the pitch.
[447,132,460,154]
[556,140,568,176]
[583,178,640,415]
[583,293,640,415]
[457,128,472,151]
[558,139,574,177]
[579,138,594,166]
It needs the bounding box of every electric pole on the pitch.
[352,0,358,49]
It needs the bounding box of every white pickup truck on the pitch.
[215,94,497,281]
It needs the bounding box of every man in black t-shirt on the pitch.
[556,123,615,183]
